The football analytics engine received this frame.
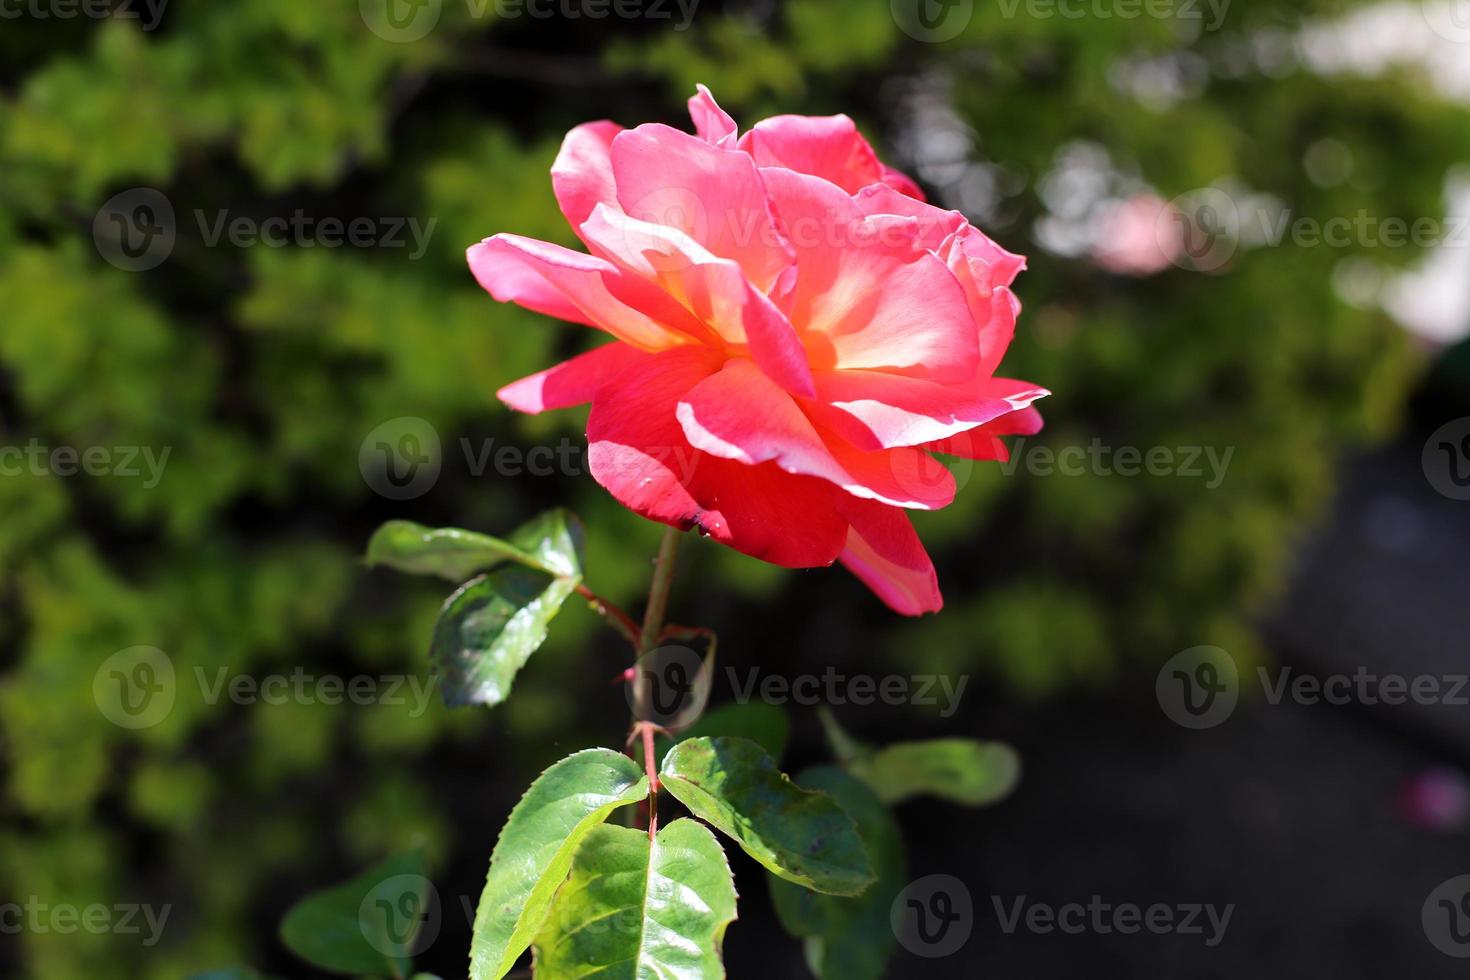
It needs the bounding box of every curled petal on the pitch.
[551,121,622,236]
[925,404,1045,460]
[688,83,738,146]
[467,234,700,350]
[676,359,955,509]
[811,372,1050,450]
[835,495,942,615]
[953,225,1027,288]
[854,184,964,250]
[942,239,1025,376]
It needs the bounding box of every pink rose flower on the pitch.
[468,86,1047,615]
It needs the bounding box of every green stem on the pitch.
[631,525,681,836]
[639,525,682,654]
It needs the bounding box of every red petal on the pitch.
[586,348,847,567]
[497,342,651,414]
[836,495,942,615]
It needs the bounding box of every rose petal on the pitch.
[835,495,942,614]
[497,341,651,414]
[880,164,927,201]
[688,83,738,147]
[740,113,885,193]
[580,205,814,396]
[676,358,955,509]
[854,184,965,249]
[467,234,699,350]
[954,225,1027,288]
[586,347,848,567]
[925,405,1045,459]
[760,168,979,382]
[810,372,1049,449]
[611,123,793,293]
[551,120,622,236]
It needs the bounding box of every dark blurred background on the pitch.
[2,0,1470,977]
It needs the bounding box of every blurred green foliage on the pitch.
[0,0,1460,975]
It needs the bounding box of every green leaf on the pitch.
[186,971,277,980]
[366,520,531,582]
[431,566,579,708]
[532,819,738,979]
[504,507,585,578]
[278,850,430,978]
[849,739,1021,807]
[769,768,905,980]
[660,737,873,896]
[656,702,789,767]
[469,748,649,980]
[366,510,584,581]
